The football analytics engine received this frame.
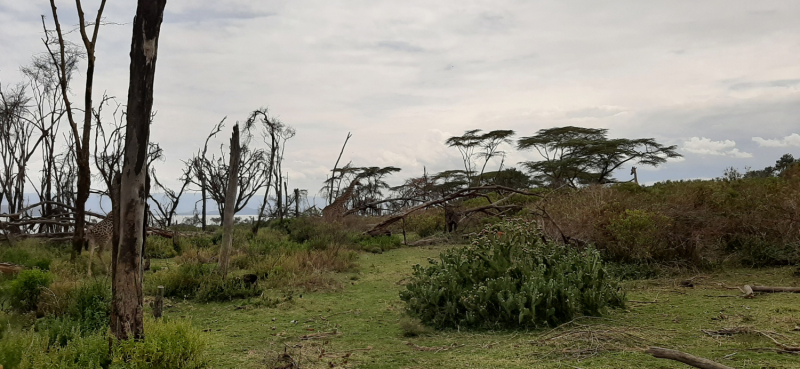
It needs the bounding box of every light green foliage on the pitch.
[605,209,671,262]
[400,219,625,329]
[147,263,261,302]
[146,236,178,259]
[0,319,206,369]
[405,210,445,238]
[112,318,208,369]
[68,278,112,332]
[7,269,53,312]
[0,241,58,270]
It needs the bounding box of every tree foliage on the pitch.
[517,126,681,187]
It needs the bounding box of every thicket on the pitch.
[536,166,800,267]
[400,219,625,329]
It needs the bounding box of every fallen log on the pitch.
[751,286,800,293]
[364,185,541,236]
[645,347,735,369]
[0,262,24,275]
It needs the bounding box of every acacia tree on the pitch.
[111,0,167,342]
[446,129,516,183]
[517,126,681,187]
[45,0,108,257]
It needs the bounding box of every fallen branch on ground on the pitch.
[645,347,735,369]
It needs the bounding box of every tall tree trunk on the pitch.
[219,124,241,279]
[111,0,167,342]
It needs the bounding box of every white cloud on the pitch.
[752,133,800,147]
[682,137,752,158]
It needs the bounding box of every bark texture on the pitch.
[112,0,166,342]
[219,124,241,279]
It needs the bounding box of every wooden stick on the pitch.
[646,347,735,369]
[153,285,164,319]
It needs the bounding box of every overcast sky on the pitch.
[1,1,799,201]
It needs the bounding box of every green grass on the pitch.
[149,245,800,369]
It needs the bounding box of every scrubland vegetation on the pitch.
[2,163,799,368]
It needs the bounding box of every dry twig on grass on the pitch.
[645,347,735,369]
[531,321,663,360]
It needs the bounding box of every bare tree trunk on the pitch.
[200,175,207,231]
[111,0,167,342]
[329,132,351,205]
[294,188,300,217]
[219,124,241,279]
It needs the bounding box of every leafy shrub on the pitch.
[146,236,177,259]
[69,279,112,332]
[195,276,262,302]
[0,328,109,369]
[353,234,402,252]
[7,269,53,312]
[405,210,445,238]
[148,262,261,302]
[604,209,671,262]
[725,235,800,267]
[112,318,208,369]
[1,319,205,369]
[0,243,55,270]
[400,219,625,329]
[150,263,216,299]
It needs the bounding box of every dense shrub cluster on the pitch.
[400,219,625,329]
[6,269,53,312]
[0,318,206,369]
[538,173,800,266]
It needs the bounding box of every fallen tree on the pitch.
[363,185,541,236]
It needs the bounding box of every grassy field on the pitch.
[150,245,800,369]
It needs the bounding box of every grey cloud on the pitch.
[564,106,626,119]
[376,40,426,53]
[729,79,800,90]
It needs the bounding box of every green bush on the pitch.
[725,235,800,267]
[0,244,54,270]
[149,263,216,299]
[604,209,672,262]
[7,269,53,312]
[112,318,208,369]
[405,211,445,238]
[148,263,260,302]
[0,319,206,369]
[69,279,112,332]
[146,236,177,259]
[0,328,109,369]
[400,219,625,329]
[353,234,402,251]
[195,276,262,302]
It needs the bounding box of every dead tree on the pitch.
[219,124,241,279]
[364,185,541,236]
[189,119,224,231]
[45,0,108,258]
[328,132,352,205]
[111,0,167,342]
[149,164,192,228]
[250,109,279,235]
